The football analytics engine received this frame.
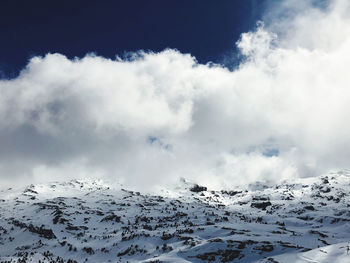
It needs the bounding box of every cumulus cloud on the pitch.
[1,0,350,190]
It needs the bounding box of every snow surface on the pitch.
[255,242,350,263]
[1,172,350,262]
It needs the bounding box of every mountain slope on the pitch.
[1,172,350,262]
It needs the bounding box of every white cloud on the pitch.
[1,0,350,190]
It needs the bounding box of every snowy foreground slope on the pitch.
[1,172,350,262]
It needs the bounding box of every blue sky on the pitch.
[0,0,269,77]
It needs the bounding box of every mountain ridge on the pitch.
[1,172,350,262]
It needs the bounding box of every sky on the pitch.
[0,0,267,77]
[1,0,350,190]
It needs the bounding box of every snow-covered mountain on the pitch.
[1,172,350,262]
